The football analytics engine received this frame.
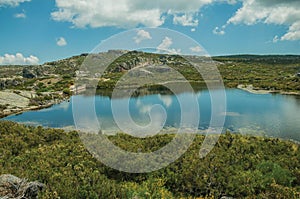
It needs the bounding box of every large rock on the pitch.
[0,79,23,90]
[22,66,45,79]
[22,68,37,78]
[0,174,45,199]
[0,91,30,108]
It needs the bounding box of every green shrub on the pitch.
[0,121,299,198]
[62,88,71,95]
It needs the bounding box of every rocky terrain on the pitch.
[0,174,44,199]
[0,54,86,118]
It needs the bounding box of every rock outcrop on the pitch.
[0,174,45,199]
[0,79,23,90]
[22,68,38,78]
[22,67,45,79]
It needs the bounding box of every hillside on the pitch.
[0,51,300,117]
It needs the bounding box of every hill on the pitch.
[0,51,300,117]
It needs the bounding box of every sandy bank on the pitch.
[237,84,300,96]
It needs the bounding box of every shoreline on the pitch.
[0,102,59,119]
[0,91,70,119]
[5,121,300,145]
[1,84,300,119]
[237,84,300,96]
[1,90,300,145]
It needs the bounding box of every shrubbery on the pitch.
[0,121,299,198]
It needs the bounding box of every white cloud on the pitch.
[157,37,181,54]
[14,10,26,18]
[0,0,30,7]
[281,21,300,41]
[157,37,173,51]
[0,53,39,65]
[56,37,67,46]
[14,13,26,18]
[190,46,204,53]
[226,0,237,4]
[173,13,198,27]
[225,0,300,41]
[273,35,279,43]
[133,30,152,44]
[213,27,225,35]
[51,0,215,28]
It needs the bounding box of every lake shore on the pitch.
[237,84,300,96]
[2,84,300,119]
[0,90,69,119]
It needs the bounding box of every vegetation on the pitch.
[215,55,300,91]
[0,121,299,198]
[94,52,300,94]
[2,52,299,94]
[1,52,300,198]
[1,52,299,108]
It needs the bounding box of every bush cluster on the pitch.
[0,121,299,198]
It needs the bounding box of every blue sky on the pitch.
[0,0,299,65]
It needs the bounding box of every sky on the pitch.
[0,0,299,65]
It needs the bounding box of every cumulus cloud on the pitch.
[0,53,39,65]
[213,27,225,35]
[272,35,279,43]
[157,37,181,54]
[0,0,30,7]
[281,21,300,41]
[133,30,152,44]
[51,0,214,28]
[173,13,198,27]
[14,10,26,18]
[14,13,26,18]
[157,37,173,51]
[56,37,67,46]
[225,0,300,41]
[226,0,237,4]
[190,46,204,53]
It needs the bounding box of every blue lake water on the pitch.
[3,89,300,141]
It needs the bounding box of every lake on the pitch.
[3,89,300,141]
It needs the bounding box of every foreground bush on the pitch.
[0,121,299,198]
